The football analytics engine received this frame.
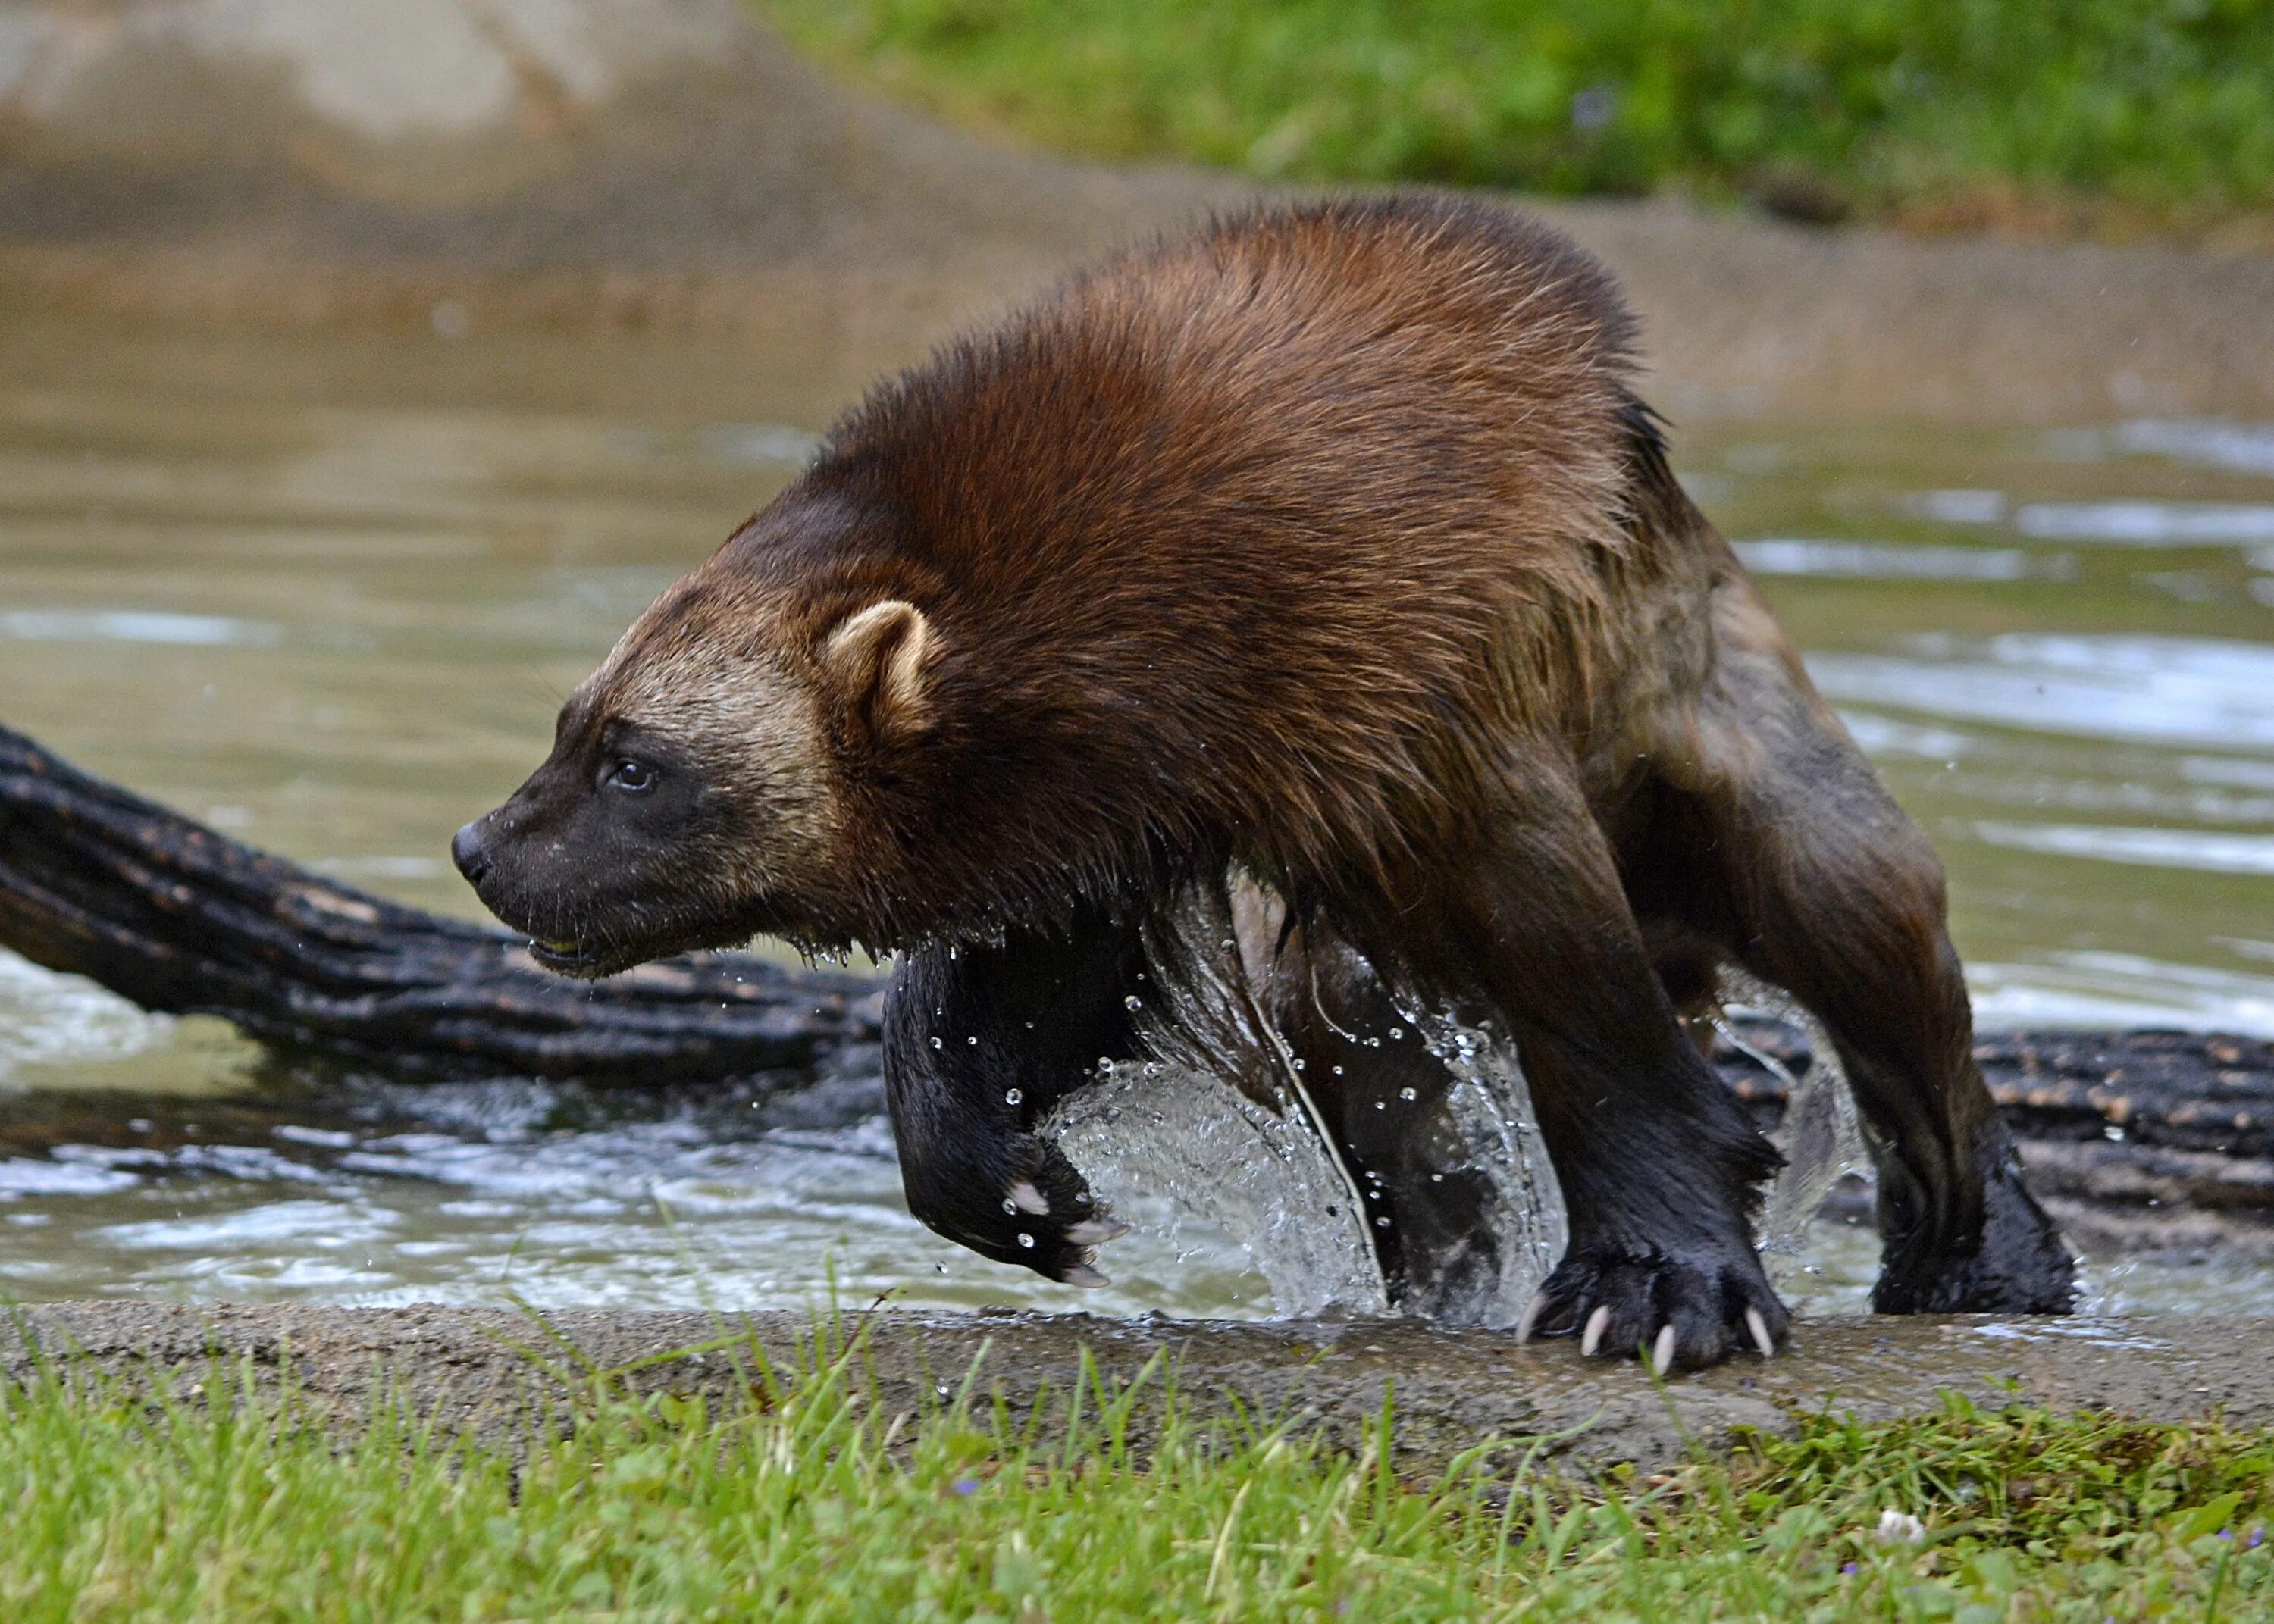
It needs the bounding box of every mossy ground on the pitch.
[759,1,2274,239]
[5,1316,2272,1621]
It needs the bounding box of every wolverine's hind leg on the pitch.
[1665,578,2074,1313]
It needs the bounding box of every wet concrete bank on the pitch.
[6,1301,2266,1474]
[2,2,2270,422]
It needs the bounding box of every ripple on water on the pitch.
[0,950,176,1084]
[2012,502,2274,544]
[1974,822,2274,877]
[1733,538,2052,580]
[0,1062,1276,1316]
[0,1159,142,1197]
[96,1197,400,1251]
[0,609,283,646]
[1968,953,2274,1038]
[1809,634,2274,753]
[2107,418,2274,479]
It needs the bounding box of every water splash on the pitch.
[1044,881,1568,1323]
[1045,884,1384,1315]
[1402,1007,1567,1326]
[1048,1061,1384,1318]
[1718,968,1872,1289]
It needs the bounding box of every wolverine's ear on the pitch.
[822,599,932,742]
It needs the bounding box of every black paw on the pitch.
[912,1132,1129,1288]
[1875,1144,2076,1314]
[1519,1240,1789,1372]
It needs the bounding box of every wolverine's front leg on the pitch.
[1443,766,1788,1369]
[882,907,1145,1284]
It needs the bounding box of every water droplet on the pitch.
[1142,1062,1160,1078]
[1220,938,1237,954]
[1364,1037,1382,1049]
[1123,995,1143,1012]
[1016,1232,1035,1249]
[947,945,959,960]
[1291,1058,1306,1072]
[1074,1191,1092,1204]
[1373,1216,1391,1228]
[1399,1087,1417,1102]
[1430,1172,1444,1182]
[1331,1065,1345,1076]
[1388,1027,1404,1040]
[1005,1088,1023,1106]
[1097,1057,1114,1073]
[1001,1199,1016,1214]
[929,1037,942,1050]
[966,1035,979,1045]
[1373,1100,1386,1110]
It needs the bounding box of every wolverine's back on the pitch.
[782,195,1699,903]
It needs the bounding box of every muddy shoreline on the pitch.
[8,1300,2268,1475]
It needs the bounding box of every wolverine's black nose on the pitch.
[450,821,490,884]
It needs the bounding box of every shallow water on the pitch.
[3,316,2273,1319]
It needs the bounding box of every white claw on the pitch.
[1746,1306,1777,1360]
[1065,1219,1129,1245]
[1060,1264,1111,1288]
[1580,1304,1612,1359]
[1651,1324,1677,1376]
[1008,1181,1050,1216]
[1514,1291,1547,1347]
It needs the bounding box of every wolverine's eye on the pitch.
[605,759,657,795]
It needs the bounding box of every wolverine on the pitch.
[454,194,2075,1369]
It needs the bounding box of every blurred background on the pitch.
[0,0,2271,1316]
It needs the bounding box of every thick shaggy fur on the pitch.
[459,195,2076,1367]
[794,197,1644,951]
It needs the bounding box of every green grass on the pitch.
[757,1,2274,231]
[5,1319,2274,1619]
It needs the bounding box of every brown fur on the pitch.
[593,194,1661,959]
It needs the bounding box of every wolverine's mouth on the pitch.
[520,910,766,980]
[526,937,635,978]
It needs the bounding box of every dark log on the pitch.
[2,721,2270,1167]
[1715,1025,2274,1162]
[0,724,879,1084]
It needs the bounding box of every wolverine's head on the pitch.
[453,524,935,977]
